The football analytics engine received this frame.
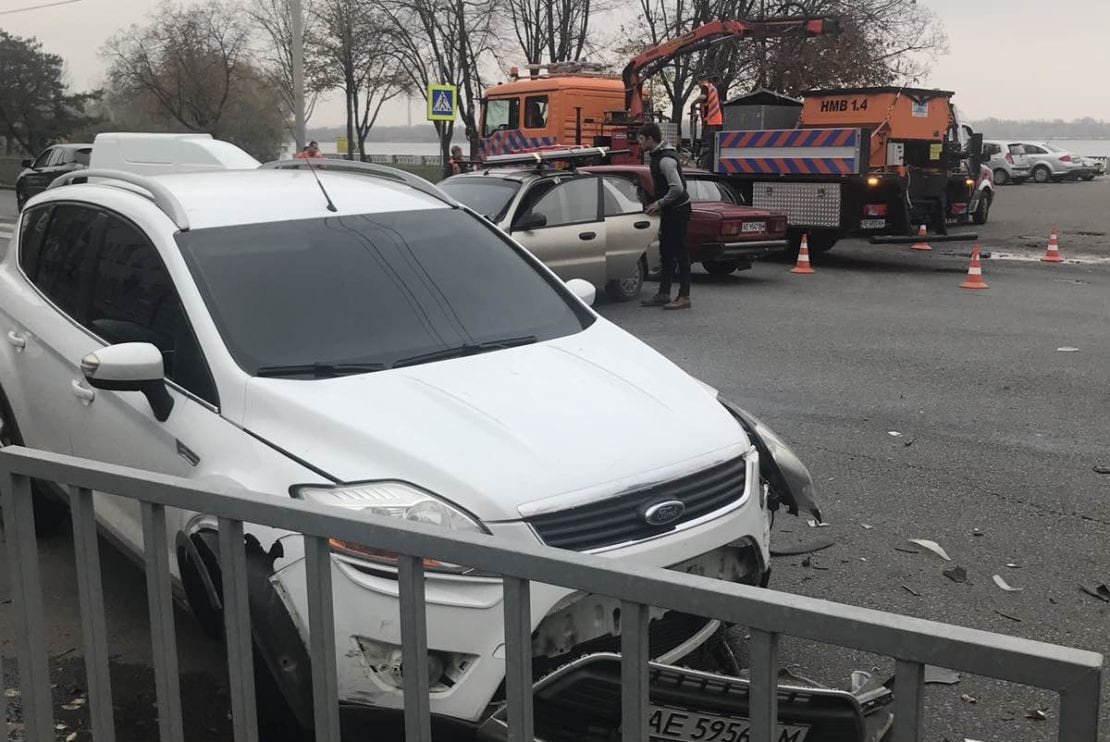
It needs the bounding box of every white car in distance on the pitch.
[0,136,819,736]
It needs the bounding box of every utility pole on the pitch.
[291,0,306,150]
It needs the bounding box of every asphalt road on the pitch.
[1,180,1108,740]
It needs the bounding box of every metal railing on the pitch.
[0,445,1103,742]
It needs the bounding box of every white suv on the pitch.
[0,152,818,732]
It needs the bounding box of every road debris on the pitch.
[770,537,835,557]
[887,431,903,437]
[943,566,968,584]
[1025,709,1047,721]
[1006,563,1021,568]
[960,693,977,704]
[67,734,78,742]
[994,609,1022,622]
[1078,584,1110,603]
[1056,347,1079,352]
[860,523,874,530]
[901,585,921,597]
[909,538,952,561]
[923,666,960,685]
[971,528,984,537]
[1093,465,1110,475]
[992,575,1023,592]
[807,519,830,528]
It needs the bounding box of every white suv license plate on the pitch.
[860,219,886,229]
[649,705,810,742]
[742,221,766,233]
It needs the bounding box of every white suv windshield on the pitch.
[176,209,590,376]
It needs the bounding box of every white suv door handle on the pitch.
[71,380,96,404]
[7,331,26,350]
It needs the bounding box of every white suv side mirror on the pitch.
[81,342,175,422]
[565,278,596,307]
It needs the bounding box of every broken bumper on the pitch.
[478,654,894,742]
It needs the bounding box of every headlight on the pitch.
[292,481,487,573]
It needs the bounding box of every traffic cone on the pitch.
[959,245,989,289]
[790,234,816,275]
[911,224,932,252]
[1042,227,1065,263]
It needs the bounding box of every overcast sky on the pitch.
[2,0,1108,128]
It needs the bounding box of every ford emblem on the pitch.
[643,500,686,527]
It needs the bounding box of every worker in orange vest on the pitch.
[695,77,723,169]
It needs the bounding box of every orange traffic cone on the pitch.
[959,245,989,289]
[1042,227,1065,263]
[911,224,932,252]
[790,234,816,275]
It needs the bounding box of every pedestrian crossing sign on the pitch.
[427,84,458,122]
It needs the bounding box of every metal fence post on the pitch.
[398,556,432,742]
[70,485,116,742]
[620,601,650,742]
[304,535,341,741]
[749,630,780,742]
[893,659,924,742]
[1,471,54,741]
[141,501,185,742]
[218,518,258,742]
[502,576,534,742]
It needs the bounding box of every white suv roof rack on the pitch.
[260,159,457,207]
[47,169,192,231]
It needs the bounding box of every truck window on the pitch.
[524,96,549,129]
[484,98,520,136]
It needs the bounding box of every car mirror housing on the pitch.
[565,278,596,307]
[81,342,175,422]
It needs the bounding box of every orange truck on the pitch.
[714,86,993,252]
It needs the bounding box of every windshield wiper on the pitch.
[392,335,538,369]
[256,362,384,378]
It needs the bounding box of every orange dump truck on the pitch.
[715,87,992,252]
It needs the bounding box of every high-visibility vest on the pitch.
[702,84,723,126]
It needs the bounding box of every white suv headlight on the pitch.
[292,481,487,572]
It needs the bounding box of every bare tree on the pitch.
[380,0,500,161]
[505,0,599,65]
[310,0,406,159]
[104,1,253,132]
[249,0,321,134]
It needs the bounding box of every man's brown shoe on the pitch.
[663,296,691,310]
[641,293,670,307]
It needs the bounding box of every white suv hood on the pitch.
[242,320,749,521]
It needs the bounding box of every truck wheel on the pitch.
[1032,165,1052,184]
[702,259,741,276]
[605,256,646,301]
[992,168,1009,186]
[972,191,992,225]
[0,385,69,533]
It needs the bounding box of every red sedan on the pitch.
[584,165,789,275]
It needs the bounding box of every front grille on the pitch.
[527,456,747,551]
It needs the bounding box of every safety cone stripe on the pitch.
[1043,229,1064,262]
[960,246,988,288]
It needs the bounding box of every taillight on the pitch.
[722,221,742,237]
[1005,152,1014,164]
[1060,155,1073,163]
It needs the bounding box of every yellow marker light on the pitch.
[965,179,975,187]
[867,176,880,187]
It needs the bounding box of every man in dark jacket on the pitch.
[639,123,693,310]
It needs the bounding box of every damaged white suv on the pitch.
[0,146,820,733]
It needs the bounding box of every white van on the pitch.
[89,132,260,175]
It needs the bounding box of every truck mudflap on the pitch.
[478,653,893,742]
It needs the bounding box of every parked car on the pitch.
[0,136,821,736]
[1078,155,1104,180]
[1019,142,1087,182]
[583,165,789,276]
[15,143,93,210]
[440,168,656,300]
[983,140,1030,185]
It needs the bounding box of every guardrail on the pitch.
[0,445,1103,742]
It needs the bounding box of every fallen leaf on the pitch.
[943,566,968,584]
[993,575,1023,592]
[910,539,952,561]
[901,584,921,596]
[860,523,874,530]
[923,666,960,685]
[960,693,977,704]
[1025,709,1047,721]
[995,609,1022,622]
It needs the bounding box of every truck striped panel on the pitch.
[716,128,863,176]
[482,130,560,158]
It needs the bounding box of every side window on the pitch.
[687,179,722,203]
[34,204,104,318]
[74,149,92,167]
[90,217,218,405]
[17,206,52,275]
[483,98,520,136]
[31,148,55,169]
[1025,145,1046,155]
[524,95,549,129]
[602,176,644,216]
[528,178,599,227]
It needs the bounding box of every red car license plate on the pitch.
[648,705,810,742]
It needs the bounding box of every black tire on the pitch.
[993,168,1009,186]
[702,259,741,276]
[1081,175,1095,182]
[0,385,69,533]
[806,232,839,254]
[605,256,646,302]
[972,190,992,225]
[1032,165,1052,184]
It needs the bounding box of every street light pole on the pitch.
[291,0,306,150]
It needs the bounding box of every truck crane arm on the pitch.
[622,16,842,120]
